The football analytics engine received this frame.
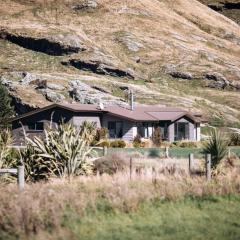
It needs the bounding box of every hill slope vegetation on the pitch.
[0,0,240,125]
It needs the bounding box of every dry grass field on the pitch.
[0,156,240,239]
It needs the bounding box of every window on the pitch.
[28,122,44,131]
[174,122,189,141]
[137,123,149,138]
[108,121,123,138]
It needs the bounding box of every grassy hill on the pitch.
[0,0,240,126]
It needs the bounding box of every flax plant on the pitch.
[21,123,95,181]
[203,128,228,169]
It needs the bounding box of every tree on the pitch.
[0,83,14,122]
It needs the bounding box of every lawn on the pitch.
[104,147,240,159]
[62,195,240,240]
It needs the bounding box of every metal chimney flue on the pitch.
[130,90,134,111]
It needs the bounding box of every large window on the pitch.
[137,123,149,138]
[174,122,189,141]
[28,122,44,131]
[108,121,123,138]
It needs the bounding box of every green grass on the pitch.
[100,147,240,158]
[61,195,240,240]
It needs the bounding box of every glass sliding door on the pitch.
[108,121,123,138]
[174,122,189,141]
[137,123,149,138]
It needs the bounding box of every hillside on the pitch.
[0,0,240,126]
[200,0,240,24]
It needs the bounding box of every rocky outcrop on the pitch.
[165,65,194,80]
[10,95,37,115]
[200,0,240,24]
[69,80,127,106]
[205,72,230,89]
[63,59,135,79]
[19,72,40,85]
[39,89,65,103]
[0,29,86,56]
[72,0,98,11]
[117,32,144,52]
[46,83,65,91]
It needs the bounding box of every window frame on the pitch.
[108,121,123,139]
[27,122,44,132]
[174,122,190,141]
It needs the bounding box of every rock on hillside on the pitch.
[0,0,240,125]
[199,0,240,24]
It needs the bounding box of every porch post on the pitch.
[168,123,175,142]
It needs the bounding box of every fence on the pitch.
[0,166,25,189]
[127,153,212,181]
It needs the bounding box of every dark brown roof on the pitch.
[10,103,200,123]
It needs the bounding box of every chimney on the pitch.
[130,90,134,111]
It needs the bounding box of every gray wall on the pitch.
[12,107,102,145]
[102,114,134,141]
[168,117,196,142]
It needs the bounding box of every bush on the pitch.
[110,140,126,148]
[229,133,240,146]
[95,128,109,142]
[93,154,127,175]
[152,127,162,147]
[133,134,142,148]
[0,83,14,123]
[203,129,229,169]
[97,140,110,148]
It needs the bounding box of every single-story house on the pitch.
[10,103,202,145]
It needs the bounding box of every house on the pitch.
[10,103,202,145]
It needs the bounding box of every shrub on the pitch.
[229,133,240,146]
[133,134,142,148]
[93,154,127,175]
[20,123,94,181]
[110,140,126,148]
[97,140,110,148]
[203,129,228,169]
[152,127,162,147]
[0,83,14,123]
[95,128,109,142]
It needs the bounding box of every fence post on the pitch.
[18,166,25,190]
[228,148,231,158]
[205,154,211,181]
[130,157,133,180]
[165,147,169,158]
[189,153,194,175]
[103,146,108,156]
